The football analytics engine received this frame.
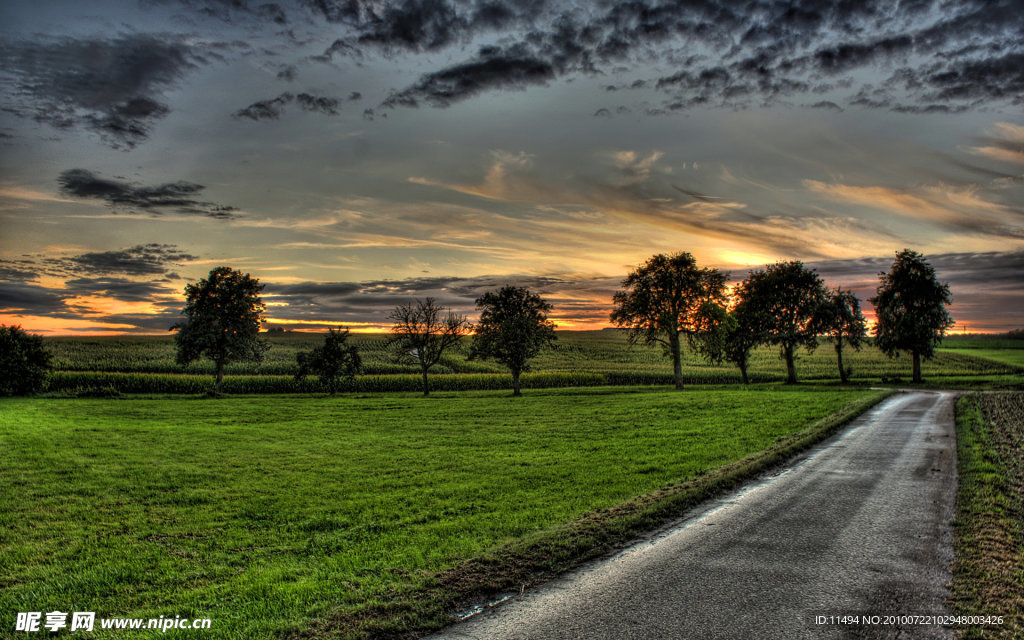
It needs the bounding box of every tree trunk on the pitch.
[420,366,430,396]
[912,350,922,383]
[215,361,224,394]
[739,361,749,385]
[784,344,797,384]
[512,369,522,397]
[670,332,684,390]
[835,337,847,383]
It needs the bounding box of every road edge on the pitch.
[294,389,897,640]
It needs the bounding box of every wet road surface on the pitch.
[427,391,958,640]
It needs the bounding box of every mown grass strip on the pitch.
[950,393,1024,639]
[297,390,896,639]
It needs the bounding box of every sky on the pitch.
[0,0,1022,334]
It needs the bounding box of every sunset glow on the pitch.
[1,1,1021,335]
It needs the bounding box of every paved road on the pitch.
[428,391,958,640]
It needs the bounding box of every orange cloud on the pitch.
[0,314,142,335]
[803,179,1015,226]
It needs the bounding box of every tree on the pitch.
[736,260,827,384]
[0,325,52,396]
[170,266,268,393]
[295,327,362,394]
[610,252,728,390]
[470,286,556,396]
[689,300,763,385]
[386,298,471,396]
[815,288,867,383]
[724,302,765,385]
[870,249,953,383]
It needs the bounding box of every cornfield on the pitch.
[41,331,1022,394]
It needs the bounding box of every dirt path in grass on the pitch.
[427,391,958,640]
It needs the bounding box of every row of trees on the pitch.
[172,267,556,396]
[0,249,956,396]
[610,249,953,386]
[168,248,951,396]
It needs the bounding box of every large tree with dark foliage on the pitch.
[386,297,471,396]
[736,260,827,384]
[870,249,953,383]
[610,252,728,389]
[295,327,362,395]
[470,286,556,397]
[170,266,268,393]
[0,324,52,396]
[815,287,867,383]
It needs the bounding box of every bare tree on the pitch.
[386,298,472,396]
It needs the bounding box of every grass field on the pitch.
[1,387,885,639]
[940,349,1024,370]
[42,332,1024,392]
[951,392,1024,639]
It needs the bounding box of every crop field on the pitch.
[951,392,1024,639]
[42,332,1023,393]
[939,348,1024,369]
[1,387,885,639]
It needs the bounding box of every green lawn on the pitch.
[1,387,882,638]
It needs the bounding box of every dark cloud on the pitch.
[922,51,1024,105]
[308,0,545,58]
[61,244,198,277]
[146,0,290,25]
[0,278,182,330]
[233,92,295,120]
[296,92,340,114]
[259,3,290,24]
[58,169,238,219]
[262,273,621,326]
[811,35,915,74]
[0,35,206,148]
[809,100,844,111]
[313,38,365,62]
[300,0,366,24]
[1,244,197,283]
[382,45,555,107]
[233,91,341,119]
[339,0,1022,114]
[277,64,298,81]
[0,259,39,282]
[63,277,169,302]
[0,244,196,330]
[0,282,69,314]
[354,0,467,53]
